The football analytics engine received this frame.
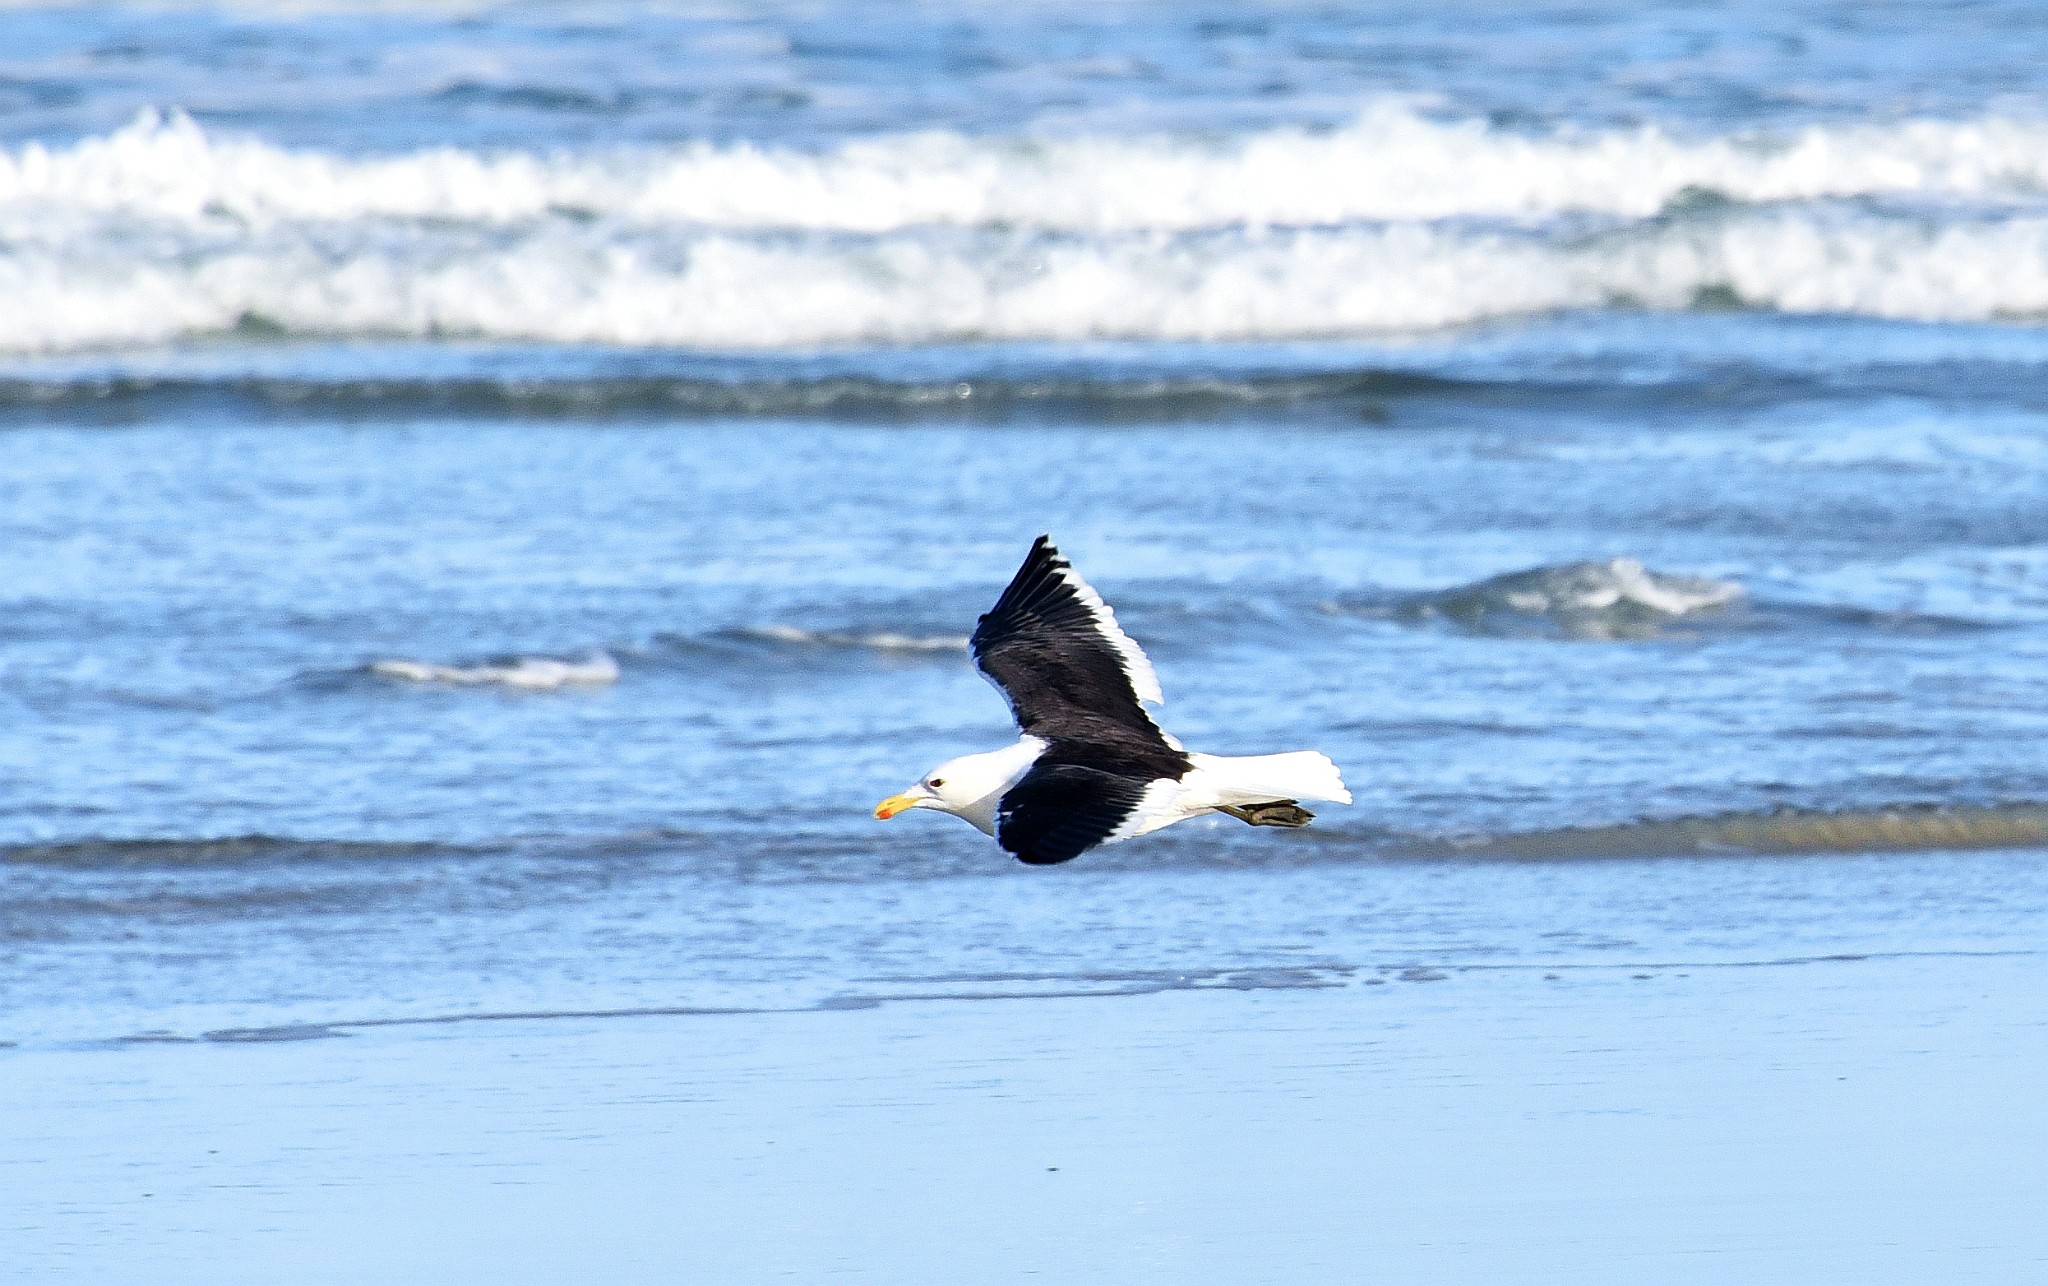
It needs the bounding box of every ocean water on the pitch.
[5,0,2048,1048]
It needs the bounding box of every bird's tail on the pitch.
[1186,751,1352,807]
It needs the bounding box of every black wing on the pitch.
[996,761,1152,866]
[970,536,1168,747]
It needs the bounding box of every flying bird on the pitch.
[874,536,1350,864]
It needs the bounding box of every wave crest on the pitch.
[7,209,2048,352]
[1403,558,1743,639]
[369,651,620,689]
[10,107,2048,233]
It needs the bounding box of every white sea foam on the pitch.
[8,208,2047,352]
[8,108,2048,352]
[370,651,620,689]
[12,107,2048,232]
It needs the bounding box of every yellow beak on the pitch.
[874,792,921,820]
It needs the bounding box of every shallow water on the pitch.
[8,883,2046,1282]
[5,1,2048,1052]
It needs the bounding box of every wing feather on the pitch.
[995,761,1150,866]
[970,536,1167,745]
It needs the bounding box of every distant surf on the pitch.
[9,108,2048,352]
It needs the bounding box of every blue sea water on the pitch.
[4,0,2048,1046]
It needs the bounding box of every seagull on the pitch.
[874,536,1351,864]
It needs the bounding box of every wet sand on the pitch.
[7,941,2043,1283]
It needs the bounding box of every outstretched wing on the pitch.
[970,536,1167,745]
[995,761,1151,866]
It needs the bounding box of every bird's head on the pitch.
[873,749,1017,833]
[873,757,976,819]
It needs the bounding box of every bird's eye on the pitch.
[929,777,945,789]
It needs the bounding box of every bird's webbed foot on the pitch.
[1218,800,1314,828]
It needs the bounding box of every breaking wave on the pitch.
[8,108,2048,351]
[369,650,620,689]
[1383,558,1744,639]
[11,106,2048,233]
